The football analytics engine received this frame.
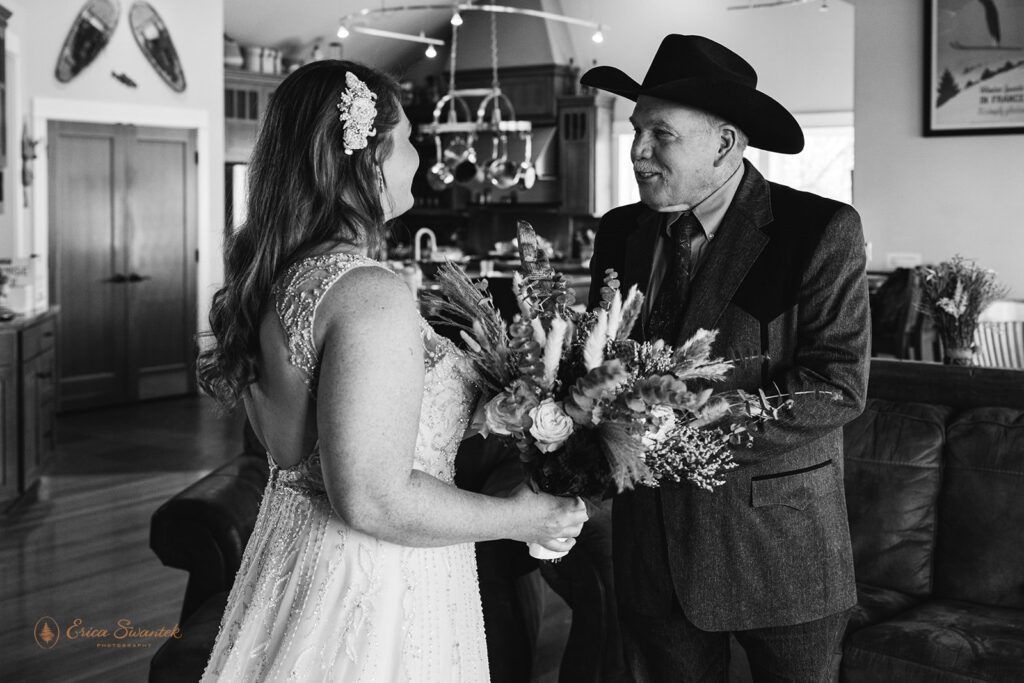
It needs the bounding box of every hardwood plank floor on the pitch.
[0,395,570,682]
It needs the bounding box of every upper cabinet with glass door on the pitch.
[224,68,284,163]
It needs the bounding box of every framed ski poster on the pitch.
[926,0,1024,135]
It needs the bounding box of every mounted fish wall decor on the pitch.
[129,1,186,92]
[55,0,120,83]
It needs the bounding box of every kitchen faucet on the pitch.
[413,227,437,262]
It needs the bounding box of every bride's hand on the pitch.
[509,483,588,550]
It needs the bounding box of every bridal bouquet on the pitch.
[425,222,795,515]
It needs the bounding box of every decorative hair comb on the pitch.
[337,71,377,155]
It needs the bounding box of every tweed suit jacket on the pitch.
[588,160,869,631]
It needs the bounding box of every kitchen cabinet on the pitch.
[20,313,56,493]
[0,310,57,511]
[0,332,16,507]
[449,63,578,123]
[225,68,284,163]
[558,94,614,217]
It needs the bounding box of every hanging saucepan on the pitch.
[476,90,520,190]
[453,145,485,186]
[486,132,520,190]
[517,131,536,190]
[443,135,473,169]
[426,91,483,187]
[426,134,454,192]
[451,132,485,186]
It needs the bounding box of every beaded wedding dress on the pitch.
[202,252,490,682]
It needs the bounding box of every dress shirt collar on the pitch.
[661,161,745,240]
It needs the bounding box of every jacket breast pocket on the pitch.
[751,461,836,510]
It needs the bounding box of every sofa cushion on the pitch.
[843,398,951,596]
[846,582,922,636]
[841,599,1024,683]
[934,407,1024,609]
[149,591,228,683]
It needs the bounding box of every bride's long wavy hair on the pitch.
[197,60,403,407]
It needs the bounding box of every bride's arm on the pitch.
[315,266,585,549]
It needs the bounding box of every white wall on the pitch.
[7,0,224,324]
[453,1,561,69]
[853,0,1024,297]
[436,1,854,118]
[558,0,855,119]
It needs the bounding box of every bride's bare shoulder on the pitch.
[317,264,420,338]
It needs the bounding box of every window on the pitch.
[744,112,854,204]
[613,112,854,206]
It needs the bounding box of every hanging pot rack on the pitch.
[419,10,534,190]
[334,3,609,190]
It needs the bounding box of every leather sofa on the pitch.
[148,428,544,683]
[839,360,1024,682]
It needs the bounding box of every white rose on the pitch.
[528,399,574,453]
[641,404,677,448]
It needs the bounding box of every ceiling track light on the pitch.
[727,0,816,9]
[344,25,446,45]
[337,4,607,43]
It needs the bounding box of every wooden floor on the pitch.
[0,395,570,683]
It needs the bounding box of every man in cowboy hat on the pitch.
[581,34,870,681]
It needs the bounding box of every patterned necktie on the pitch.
[647,211,701,342]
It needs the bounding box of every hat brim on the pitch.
[581,66,804,155]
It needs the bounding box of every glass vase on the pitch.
[943,346,974,366]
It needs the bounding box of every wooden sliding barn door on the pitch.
[49,121,197,411]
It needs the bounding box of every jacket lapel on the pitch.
[622,208,662,341]
[676,161,773,345]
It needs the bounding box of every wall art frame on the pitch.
[925,0,1024,136]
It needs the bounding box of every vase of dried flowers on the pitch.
[918,255,1007,366]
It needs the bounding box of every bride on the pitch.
[195,59,587,682]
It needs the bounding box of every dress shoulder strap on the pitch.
[273,252,387,392]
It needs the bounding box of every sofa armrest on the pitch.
[149,453,269,621]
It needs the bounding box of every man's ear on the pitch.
[715,125,738,166]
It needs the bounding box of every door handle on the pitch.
[108,273,129,283]
[128,273,152,282]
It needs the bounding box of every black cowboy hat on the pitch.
[581,34,804,154]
